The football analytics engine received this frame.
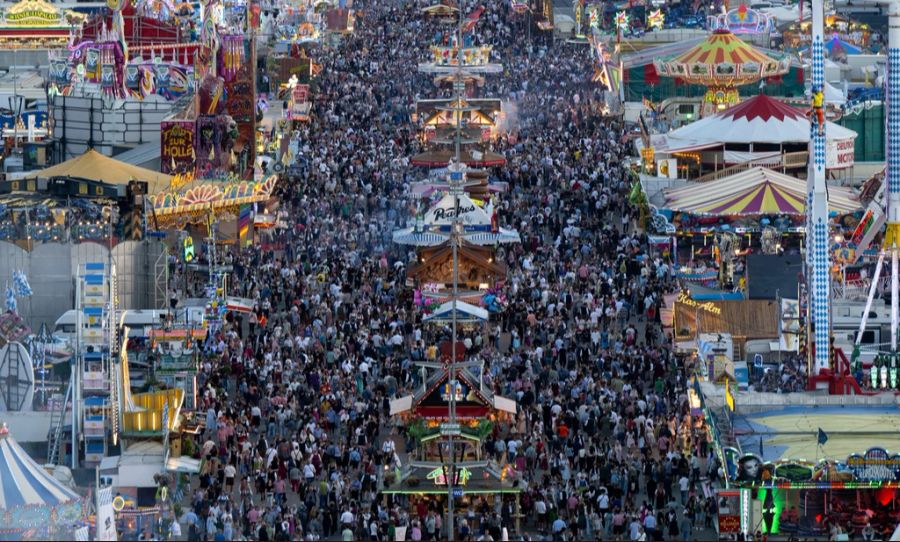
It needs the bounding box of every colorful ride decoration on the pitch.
[148,175,277,228]
[727,447,900,487]
[647,9,664,31]
[0,0,85,49]
[707,3,774,34]
[429,44,493,67]
[654,30,790,116]
[0,424,83,538]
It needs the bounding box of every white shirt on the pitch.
[340,511,354,525]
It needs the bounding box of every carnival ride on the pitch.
[0,424,83,541]
[654,30,791,116]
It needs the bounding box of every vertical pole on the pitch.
[806,0,830,374]
[857,252,884,344]
[886,3,900,354]
[893,250,899,351]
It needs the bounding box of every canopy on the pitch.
[664,94,857,145]
[392,228,520,246]
[663,167,861,216]
[0,425,82,533]
[654,30,790,86]
[25,149,172,194]
[801,36,863,57]
[423,300,489,323]
[424,193,492,228]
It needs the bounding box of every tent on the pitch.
[0,425,82,538]
[24,149,172,194]
[665,94,857,145]
[423,300,489,323]
[662,167,861,216]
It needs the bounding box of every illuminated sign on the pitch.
[426,466,472,486]
[441,381,465,402]
[675,292,722,315]
[2,0,63,26]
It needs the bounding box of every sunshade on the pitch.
[663,167,861,216]
[423,300,489,323]
[25,149,172,194]
[665,94,857,145]
[0,427,80,510]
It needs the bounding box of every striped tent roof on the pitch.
[654,30,790,86]
[0,426,79,511]
[663,167,861,216]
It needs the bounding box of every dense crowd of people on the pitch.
[173,1,720,541]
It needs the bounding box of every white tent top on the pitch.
[662,167,861,216]
[423,300,489,323]
[424,193,492,227]
[664,94,857,148]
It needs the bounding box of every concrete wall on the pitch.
[0,240,166,331]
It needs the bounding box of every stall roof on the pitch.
[664,94,856,145]
[423,300,489,323]
[662,167,861,216]
[25,149,172,194]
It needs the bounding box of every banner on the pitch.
[97,486,118,541]
[826,137,856,169]
[160,121,196,174]
[85,48,100,82]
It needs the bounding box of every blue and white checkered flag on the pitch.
[162,400,169,431]
[5,285,16,313]
[13,270,32,297]
[74,526,89,542]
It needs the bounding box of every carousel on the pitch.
[0,424,83,540]
[654,30,791,117]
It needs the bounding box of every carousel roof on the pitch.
[0,426,79,510]
[664,94,857,146]
[663,167,861,216]
[654,30,790,86]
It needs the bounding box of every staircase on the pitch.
[713,405,741,453]
[46,376,72,466]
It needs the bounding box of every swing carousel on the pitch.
[654,30,791,117]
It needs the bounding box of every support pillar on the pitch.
[806,0,831,374]
[885,4,900,353]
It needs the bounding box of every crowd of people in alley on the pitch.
[171,1,721,541]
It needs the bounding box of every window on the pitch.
[79,183,87,195]
[677,104,694,115]
[855,330,878,345]
[54,324,76,334]
[95,186,103,195]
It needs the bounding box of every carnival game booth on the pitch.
[721,405,900,539]
[640,95,858,178]
[0,424,83,540]
[387,362,522,533]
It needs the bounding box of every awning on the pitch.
[389,395,413,416]
[165,456,202,474]
[424,300,489,323]
[493,395,517,414]
[392,227,520,246]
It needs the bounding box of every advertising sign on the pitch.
[160,121,195,173]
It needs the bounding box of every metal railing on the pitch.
[693,151,809,183]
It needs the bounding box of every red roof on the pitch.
[719,94,806,123]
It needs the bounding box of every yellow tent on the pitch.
[25,149,172,195]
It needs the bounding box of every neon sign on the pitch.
[676,292,723,315]
[426,466,472,486]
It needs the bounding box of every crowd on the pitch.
[172,1,721,541]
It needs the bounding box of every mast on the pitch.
[806,0,831,374]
